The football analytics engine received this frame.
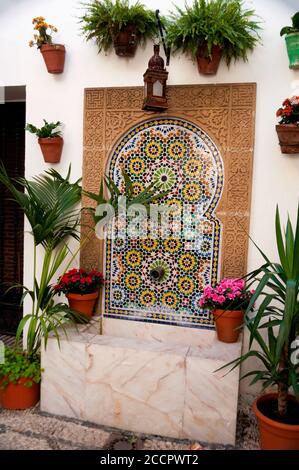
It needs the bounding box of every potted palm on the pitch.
[276,96,299,154]
[223,206,299,450]
[29,17,65,74]
[0,165,87,409]
[55,268,104,318]
[166,0,261,75]
[200,278,253,343]
[26,120,63,164]
[80,0,159,57]
[280,12,299,69]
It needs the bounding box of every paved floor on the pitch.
[0,396,259,450]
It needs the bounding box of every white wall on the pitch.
[0,0,298,394]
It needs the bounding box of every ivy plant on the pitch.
[0,347,41,388]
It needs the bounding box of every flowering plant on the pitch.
[54,268,104,295]
[29,17,58,48]
[276,96,299,124]
[199,278,253,311]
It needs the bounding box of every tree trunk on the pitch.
[278,344,289,416]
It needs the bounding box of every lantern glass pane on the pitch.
[153,80,163,97]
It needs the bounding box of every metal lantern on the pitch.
[142,44,168,112]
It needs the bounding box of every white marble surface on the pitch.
[41,323,242,445]
[103,317,216,348]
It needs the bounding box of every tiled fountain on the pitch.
[41,84,256,445]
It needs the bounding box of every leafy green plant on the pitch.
[25,120,62,138]
[222,206,299,417]
[280,12,299,36]
[0,164,88,356]
[84,168,169,224]
[80,0,159,52]
[0,347,41,388]
[166,0,261,65]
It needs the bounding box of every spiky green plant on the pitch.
[222,206,299,417]
[80,0,159,52]
[280,12,299,36]
[166,0,261,65]
[0,164,87,355]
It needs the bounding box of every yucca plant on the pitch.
[166,0,261,65]
[223,205,299,418]
[0,164,87,356]
[80,0,159,53]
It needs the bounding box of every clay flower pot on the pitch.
[112,25,138,57]
[0,377,40,410]
[213,309,243,343]
[276,124,299,154]
[253,393,299,450]
[40,44,66,74]
[67,292,99,318]
[38,136,63,164]
[285,33,299,70]
[196,44,223,75]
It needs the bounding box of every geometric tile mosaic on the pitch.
[105,118,224,329]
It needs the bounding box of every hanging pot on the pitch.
[253,393,299,450]
[276,124,299,154]
[213,309,243,343]
[67,291,99,318]
[0,377,40,410]
[285,33,299,70]
[38,136,63,164]
[40,44,66,74]
[112,25,138,57]
[196,44,223,75]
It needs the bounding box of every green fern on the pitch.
[166,0,261,65]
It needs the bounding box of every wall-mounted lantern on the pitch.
[142,44,168,112]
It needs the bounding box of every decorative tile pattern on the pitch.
[105,118,224,328]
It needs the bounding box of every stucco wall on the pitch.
[0,0,299,395]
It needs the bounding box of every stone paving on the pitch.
[0,395,259,450]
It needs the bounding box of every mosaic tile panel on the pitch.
[105,118,224,329]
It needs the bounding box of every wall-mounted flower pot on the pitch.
[0,377,40,410]
[112,25,138,57]
[67,292,99,318]
[213,309,243,343]
[285,33,299,69]
[196,44,223,75]
[276,124,299,154]
[38,136,63,163]
[40,44,66,74]
[253,393,299,450]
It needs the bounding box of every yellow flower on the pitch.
[141,237,157,252]
[162,292,178,308]
[125,250,142,268]
[179,254,196,272]
[163,237,181,253]
[178,277,195,295]
[125,273,140,290]
[140,290,156,306]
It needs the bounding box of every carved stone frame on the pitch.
[81,84,256,310]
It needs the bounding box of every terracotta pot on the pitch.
[253,393,299,450]
[276,124,299,154]
[196,44,223,75]
[67,292,99,318]
[0,377,40,410]
[40,44,65,74]
[112,25,138,57]
[213,309,243,343]
[38,137,63,164]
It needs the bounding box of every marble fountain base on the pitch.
[41,317,242,445]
